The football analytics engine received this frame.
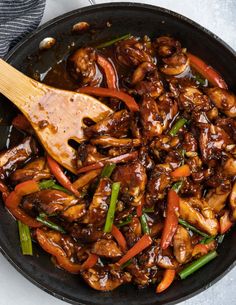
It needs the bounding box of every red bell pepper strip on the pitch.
[77,151,138,174]
[136,196,145,217]
[9,207,42,228]
[161,189,180,249]
[97,55,118,89]
[187,53,228,89]
[117,234,152,266]
[47,155,81,197]
[80,253,98,270]
[77,87,139,112]
[170,164,191,178]
[192,244,208,257]
[0,181,10,202]
[111,225,127,252]
[156,269,176,293]
[5,180,40,209]
[220,210,233,234]
[36,228,82,273]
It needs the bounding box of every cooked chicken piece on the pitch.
[112,161,147,204]
[91,136,141,148]
[126,262,150,286]
[67,47,102,86]
[153,36,189,75]
[173,226,192,264]
[216,118,236,142]
[199,124,232,162]
[124,217,142,248]
[230,181,236,220]
[134,70,164,98]
[140,96,178,139]
[84,110,131,139]
[10,157,50,184]
[92,239,122,258]
[178,86,212,112]
[153,36,181,57]
[161,53,189,75]
[85,178,112,226]
[206,185,231,213]
[132,62,156,84]
[151,135,180,157]
[81,265,131,291]
[182,132,198,153]
[154,239,178,269]
[22,189,85,221]
[206,87,236,118]
[223,158,236,176]
[77,143,105,168]
[0,136,38,179]
[179,197,219,236]
[116,37,154,67]
[139,146,155,171]
[69,224,107,243]
[146,164,172,203]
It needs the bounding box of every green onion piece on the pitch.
[179,251,217,280]
[18,221,33,256]
[178,218,210,238]
[143,207,154,213]
[172,181,183,193]
[217,234,225,244]
[200,236,215,245]
[194,73,207,86]
[36,216,66,234]
[101,163,116,178]
[121,259,132,269]
[104,182,120,233]
[140,213,150,234]
[39,179,70,194]
[96,33,131,49]
[169,118,188,136]
[116,215,132,227]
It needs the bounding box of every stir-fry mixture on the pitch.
[1,31,236,293]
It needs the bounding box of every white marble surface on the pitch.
[0,1,236,305]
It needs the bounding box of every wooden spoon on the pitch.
[0,59,113,174]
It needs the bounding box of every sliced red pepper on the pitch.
[36,228,82,273]
[117,234,152,266]
[77,87,139,112]
[80,253,98,270]
[9,207,42,228]
[111,225,127,252]
[97,55,118,89]
[5,180,40,209]
[0,181,9,202]
[136,196,145,217]
[47,155,81,197]
[161,189,180,249]
[187,53,228,89]
[192,244,208,257]
[156,269,175,293]
[77,151,138,174]
[170,164,191,178]
[220,210,233,234]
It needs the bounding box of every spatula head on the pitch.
[24,87,113,173]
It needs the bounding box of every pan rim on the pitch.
[1,2,236,305]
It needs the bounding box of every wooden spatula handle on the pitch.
[0,59,42,108]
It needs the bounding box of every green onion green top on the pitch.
[36,216,66,234]
[104,182,120,233]
[96,33,131,49]
[140,213,150,234]
[169,118,188,136]
[179,251,217,280]
[178,218,211,238]
[18,221,33,256]
[101,163,116,178]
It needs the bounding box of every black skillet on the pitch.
[0,3,236,305]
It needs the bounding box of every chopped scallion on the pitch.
[104,182,120,233]
[18,221,33,255]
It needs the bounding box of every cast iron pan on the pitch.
[0,3,236,305]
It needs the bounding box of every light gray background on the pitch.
[0,0,235,304]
